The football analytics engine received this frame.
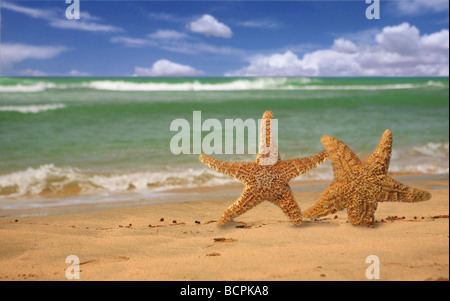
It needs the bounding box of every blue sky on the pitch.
[1,0,449,77]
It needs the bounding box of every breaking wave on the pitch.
[0,164,237,199]
[0,142,447,201]
[0,104,66,114]
[0,77,447,92]
[0,82,57,92]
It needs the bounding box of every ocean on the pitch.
[0,77,448,213]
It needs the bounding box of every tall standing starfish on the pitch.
[199,111,328,225]
[303,130,432,226]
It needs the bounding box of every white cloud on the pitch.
[49,19,123,32]
[159,41,243,55]
[237,19,280,29]
[111,34,243,56]
[226,23,449,77]
[2,1,123,32]
[147,30,188,40]
[2,1,55,19]
[68,70,90,77]
[421,29,450,52]
[133,59,203,77]
[79,11,102,21]
[375,22,420,55]
[225,51,313,76]
[332,38,359,54]
[187,14,232,38]
[394,0,449,15]
[148,12,180,22]
[18,69,48,76]
[338,27,381,45]
[110,36,155,47]
[1,43,68,67]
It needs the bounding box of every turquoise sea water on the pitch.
[0,77,448,210]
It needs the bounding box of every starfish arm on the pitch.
[270,187,303,225]
[377,175,432,203]
[281,150,329,180]
[321,135,362,181]
[256,111,281,165]
[199,154,255,182]
[302,182,349,218]
[347,193,378,226]
[363,129,393,175]
[218,187,264,225]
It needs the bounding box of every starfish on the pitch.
[199,111,328,226]
[303,129,432,226]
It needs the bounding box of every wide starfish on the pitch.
[199,111,328,225]
[303,130,432,226]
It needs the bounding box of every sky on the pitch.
[0,0,449,77]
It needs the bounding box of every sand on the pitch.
[0,175,448,281]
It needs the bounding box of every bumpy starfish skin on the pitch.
[303,130,432,226]
[199,111,328,226]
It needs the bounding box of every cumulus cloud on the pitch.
[133,59,203,77]
[375,22,420,55]
[0,43,68,68]
[187,14,232,38]
[226,23,449,77]
[331,38,359,54]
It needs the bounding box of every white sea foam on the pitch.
[284,83,419,90]
[0,82,57,92]
[0,164,238,199]
[1,139,447,201]
[86,78,292,91]
[410,142,449,158]
[0,78,446,92]
[0,164,84,198]
[390,164,449,174]
[0,104,66,113]
[427,80,446,87]
[86,79,443,91]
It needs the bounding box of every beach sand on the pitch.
[0,174,448,281]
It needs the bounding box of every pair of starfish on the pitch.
[199,111,431,226]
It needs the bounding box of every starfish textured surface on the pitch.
[303,130,432,226]
[199,111,328,225]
